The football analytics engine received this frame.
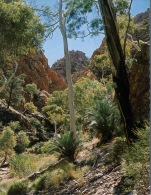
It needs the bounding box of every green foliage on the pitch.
[9,154,37,178]
[34,162,79,191]
[34,169,65,191]
[90,99,121,142]
[113,0,129,15]
[33,142,45,154]
[0,126,16,155]
[110,137,127,165]
[25,83,40,102]
[8,121,21,133]
[7,181,28,195]
[15,131,30,153]
[29,117,43,129]
[26,83,40,97]
[43,104,66,128]
[40,140,54,154]
[43,78,109,132]
[0,73,25,108]
[52,131,80,161]
[43,90,68,111]
[35,174,47,191]
[0,0,45,62]
[24,102,37,114]
[66,0,103,38]
[122,126,149,194]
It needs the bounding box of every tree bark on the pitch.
[98,0,137,143]
[59,0,76,139]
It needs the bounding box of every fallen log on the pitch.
[27,158,66,181]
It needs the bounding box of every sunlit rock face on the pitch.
[51,50,89,78]
[90,38,111,79]
[16,50,67,94]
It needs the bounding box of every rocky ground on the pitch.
[0,139,143,195]
[37,140,136,195]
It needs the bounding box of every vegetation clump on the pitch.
[52,131,80,162]
[0,126,16,166]
[122,126,149,194]
[7,181,28,195]
[15,131,30,153]
[9,154,37,178]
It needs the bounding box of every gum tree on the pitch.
[98,0,137,143]
[66,0,137,143]
[30,0,77,139]
[0,0,45,93]
[58,0,76,139]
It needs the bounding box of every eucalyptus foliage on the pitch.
[0,0,45,63]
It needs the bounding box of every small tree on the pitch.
[0,0,45,93]
[43,104,66,137]
[0,126,16,167]
[0,73,25,109]
[24,102,37,114]
[15,131,30,153]
[25,83,40,101]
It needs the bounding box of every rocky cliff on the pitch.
[129,42,149,120]
[90,38,110,78]
[90,9,150,120]
[16,51,67,93]
[133,8,149,42]
[51,50,88,78]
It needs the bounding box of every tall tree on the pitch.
[59,0,76,139]
[65,0,137,143]
[27,0,77,139]
[98,0,137,143]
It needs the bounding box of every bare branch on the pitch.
[45,25,59,39]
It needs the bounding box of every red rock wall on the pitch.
[129,43,149,120]
[16,51,67,93]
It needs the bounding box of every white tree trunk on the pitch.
[59,0,76,139]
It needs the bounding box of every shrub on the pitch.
[15,131,30,153]
[9,154,37,178]
[90,99,121,142]
[109,137,127,166]
[8,121,21,133]
[34,162,86,192]
[35,175,47,191]
[7,181,28,195]
[0,126,16,166]
[40,140,54,154]
[122,126,149,194]
[24,102,37,114]
[52,131,80,162]
[26,83,40,96]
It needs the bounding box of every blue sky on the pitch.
[27,0,150,66]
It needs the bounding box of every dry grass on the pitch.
[76,137,100,162]
[0,177,22,194]
[34,161,89,191]
[34,153,59,171]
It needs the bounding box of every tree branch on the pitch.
[27,158,65,181]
